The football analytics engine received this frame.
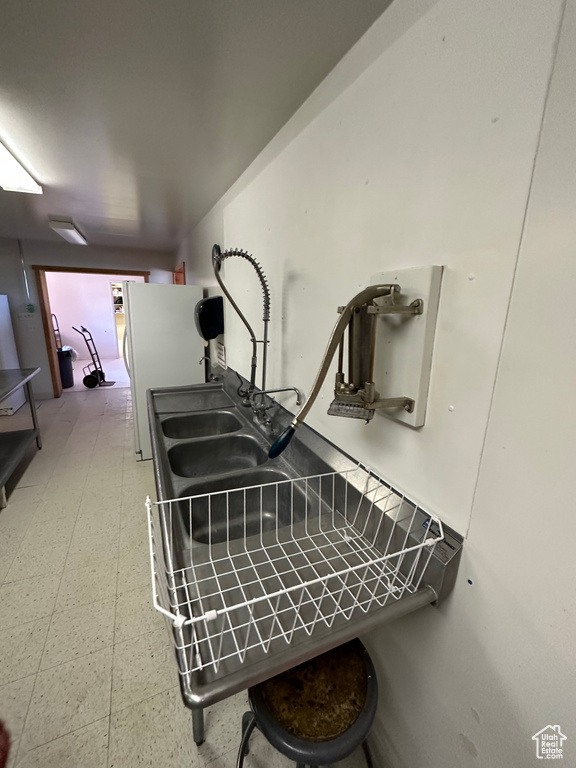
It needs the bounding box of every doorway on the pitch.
[33,266,149,397]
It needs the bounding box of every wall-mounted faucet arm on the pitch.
[249,387,303,407]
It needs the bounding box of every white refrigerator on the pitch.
[123,282,205,460]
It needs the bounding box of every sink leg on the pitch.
[192,708,205,746]
[0,486,6,509]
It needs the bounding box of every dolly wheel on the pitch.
[83,374,98,389]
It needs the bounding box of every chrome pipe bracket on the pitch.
[367,298,424,315]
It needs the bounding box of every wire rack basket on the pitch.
[147,464,443,684]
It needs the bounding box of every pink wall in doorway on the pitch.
[46,272,144,359]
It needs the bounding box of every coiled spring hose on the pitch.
[212,244,271,399]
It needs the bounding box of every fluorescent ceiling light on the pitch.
[49,220,88,245]
[0,140,42,194]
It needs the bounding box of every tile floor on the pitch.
[0,388,368,768]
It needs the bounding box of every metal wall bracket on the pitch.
[370,266,443,428]
[328,268,443,427]
[367,297,424,316]
[330,284,422,422]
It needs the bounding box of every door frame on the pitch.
[32,266,150,398]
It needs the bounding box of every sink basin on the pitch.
[162,411,241,439]
[178,468,307,544]
[168,434,268,478]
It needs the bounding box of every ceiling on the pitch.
[0,0,392,251]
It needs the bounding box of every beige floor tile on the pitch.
[4,540,70,583]
[65,527,120,572]
[0,573,61,632]
[50,464,91,488]
[111,629,176,713]
[89,457,123,476]
[114,586,164,644]
[5,518,76,583]
[108,687,195,768]
[196,692,249,762]
[56,560,118,612]
[31,497,80,525]
[20,646,113,752]
[16,464,55,489]
[53,450,94,471]
[0,537,24,584]
[16,717,109,768]
[119,499,148,530]
[45,475,87,496]
[4,485,46,509]
[36,484,83,509]
[118,521,149,557]
[117,544,151,595]
[0,676,35,767]
[19,517,76,548]
[40,597,116,670]
[201,750,238,768]
[82,477,123,500]
[121,482,155,505]
[72,511,121,541]
[63,436,98,454]
[0,618,50,686]
[83,471,122,491]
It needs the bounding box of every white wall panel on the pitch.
[177,1,574,765]
[218,0,561,532]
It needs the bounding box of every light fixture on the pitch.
[49,219,88,245]
[0,139,42,194]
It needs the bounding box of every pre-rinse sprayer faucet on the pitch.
[212,244,270,399]
[268,284,397,459]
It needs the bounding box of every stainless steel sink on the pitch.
[147,376,463,715]
[168,434,268,478]
[178,468,306,544]
[162,410,241,439]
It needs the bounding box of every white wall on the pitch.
[0,239,174,397]
[178,1,575,765]
[46,271,144,358]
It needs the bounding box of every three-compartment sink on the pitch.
[150,383,319,548]
[147,376,463,713]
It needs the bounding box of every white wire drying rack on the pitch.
[146,464,443,683]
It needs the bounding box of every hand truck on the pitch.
[72,326,116,388]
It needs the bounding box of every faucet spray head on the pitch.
[268,419,299,458]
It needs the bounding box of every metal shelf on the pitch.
[0,368,41,507]
[0,428,39,488]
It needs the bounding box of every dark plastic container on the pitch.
[57,349,74,389]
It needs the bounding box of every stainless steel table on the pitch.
[0,368,42,508]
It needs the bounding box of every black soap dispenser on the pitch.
[194,296,224,341]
